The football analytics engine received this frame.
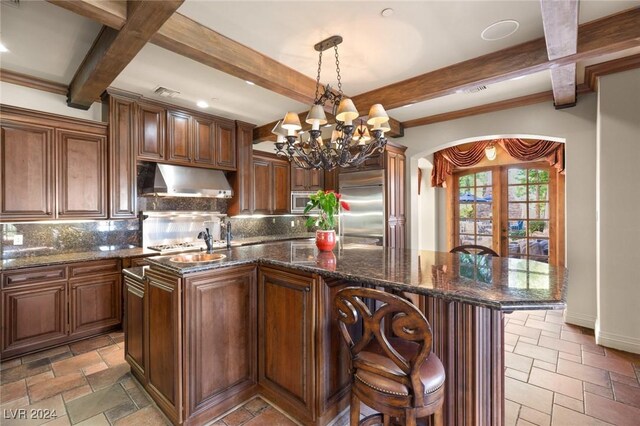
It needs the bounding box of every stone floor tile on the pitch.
[538,335,581,356]
[21,346,70,365]
[114,405,171,425]
[66,384,131,424]
[584,382,614,399]
[505,399,521,426]
[221,407,254,425]
[1,395,30,410]
[120,376,137,390]
[519,406,551,426]
[126,382,152,409]
[533,359,556,373]
[1,358,51,385]
[554,393,583,413]
[506,351,534,373]
[517,420,537,426]
[540,330,561,339]
[515,342,558,364]
[242,407,297,426]
[505,332,520,346]
[61,384,93,403]
[558,351,582,364]
[585,391,640,426]
[561,331,594,345]
[551,405,613,426]
[68,336,114,355]
[51,351,102,377]
[610,371,640,388]
[82,361,109,376]
[1,358,22,371]
[75,413,110,426]
[42,415,71,426]
[506,368,529,382]
[604,347,640,367]
[505,377,553,414]
[100,345,127,367]
[525,318,562,334]
[243,397,270,415]
[527,310,546,318]
[544,314,564,325]
[612,381,640,409]
[557,359,610,387]
[1,379,27,404]
[1,394,66,426]
[506,344,515,353]
[583,351,636,377]
[104,400,138,424]
[562,323,588,334]
[86,362,130,391]
[520,336,539,346]
[26,371,54,387]
[582,343,606,356]
[529,367,583,400]
[47,352,72,364]
[28,372,86,403]
[507,311,530,321]
[510,319,527,326]
[506,323,541,340]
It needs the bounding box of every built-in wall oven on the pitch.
[291,191,321,214]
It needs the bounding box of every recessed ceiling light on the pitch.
[381,8,394,17]
[481,20,520,41]
[245,80,255,86]
[196,100,209,108]
[0,42,9,53]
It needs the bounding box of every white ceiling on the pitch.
[0,0,638,126]
[0,0,100,83]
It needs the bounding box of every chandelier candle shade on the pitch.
[274,35,390,170]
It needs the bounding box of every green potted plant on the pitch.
[304,190,350,251]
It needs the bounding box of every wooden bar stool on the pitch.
[334,287,445,426]
[450,244,499,256]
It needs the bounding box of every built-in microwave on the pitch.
[291,191,321,214]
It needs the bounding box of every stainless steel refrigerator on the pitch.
[338,169,385,246]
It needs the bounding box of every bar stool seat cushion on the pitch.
[355,338,445,398]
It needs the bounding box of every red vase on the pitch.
[316,251,337,271]
[315,229,336,251]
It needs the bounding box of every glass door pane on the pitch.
[456,170,494,250]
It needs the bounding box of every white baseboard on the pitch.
[563,310,596,329]
[596,328,640,354]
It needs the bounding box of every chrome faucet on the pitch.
[222,220,232,249]
[197,228,214,252]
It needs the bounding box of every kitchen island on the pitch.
[123,241,567,426]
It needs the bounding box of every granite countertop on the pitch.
[144,240,568,311]
[0,234,316,271]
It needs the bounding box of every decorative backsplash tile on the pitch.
[229,216,309,239]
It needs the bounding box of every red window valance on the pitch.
[430,139,565,187]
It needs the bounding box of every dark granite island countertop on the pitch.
[144,240,567,311]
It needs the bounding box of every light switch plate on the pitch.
[13,234,23,245]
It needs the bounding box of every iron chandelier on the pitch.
[273,35,390,170]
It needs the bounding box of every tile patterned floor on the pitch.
[2,310,639,425]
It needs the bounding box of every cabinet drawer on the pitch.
[2,266,67,288]
[69,259,121,279]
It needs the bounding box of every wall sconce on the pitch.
[485,143,497,161]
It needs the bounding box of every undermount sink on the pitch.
[169,253,227,263]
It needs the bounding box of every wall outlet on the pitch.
[291,220,295,228]
[13,234,23,245]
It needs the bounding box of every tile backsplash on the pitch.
[229,216,309,239]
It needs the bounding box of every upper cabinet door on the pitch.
[166,110,192,165]
[215,120,236,170]
[192,115,216,168]
[252,158,272,214]
[308,168,324,191]
[0,122,54,220]
[291,166,306,191]
[57,129,107,219]
[108,97,137,218]
[137,102,165,161]
[272,161,290,214]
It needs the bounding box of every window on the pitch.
[457,170,493,249]
[452,163,562,265]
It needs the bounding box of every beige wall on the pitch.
[401,93,599,329]
[0,81,102,121]
[596,68,640,353]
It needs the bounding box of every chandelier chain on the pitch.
[314,49,323,103]
[334,44,342,95]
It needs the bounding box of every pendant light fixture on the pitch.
[274,35,390,170]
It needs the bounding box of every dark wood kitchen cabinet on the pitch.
[1,259,122,359]
[166,109,192,165]
[228,121,255,216]
[136,101,166,161]
[124,275,147,383]
[0,121,54,220]
[192,115,216,168]
[291,165,324,192]
[252,152,290,214]
[57,129,107,219]
[0,105,108,222]
[215,119,236,170]
[385,144,406,248]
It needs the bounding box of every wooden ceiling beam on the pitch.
[540,0,579,108]
[351,7,640,113]
[48,0,127,31]
[67,0,183,109]
[583,52,640,91]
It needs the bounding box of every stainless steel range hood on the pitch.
[142,164,233,198]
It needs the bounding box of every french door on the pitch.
[452,163,563,265]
